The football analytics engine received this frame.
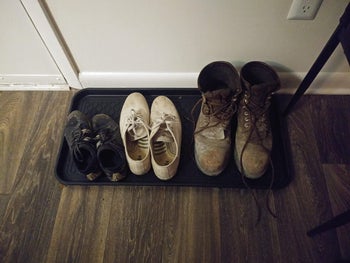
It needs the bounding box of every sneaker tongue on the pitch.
[153,124,174,143]
[127,126,148,141]
[154,132,174,142]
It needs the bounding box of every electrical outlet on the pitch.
[287,0,323,20]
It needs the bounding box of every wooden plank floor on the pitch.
[0,90,349,263]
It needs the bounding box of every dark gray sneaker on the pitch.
[64,110,101,181]
[92,114,127,181]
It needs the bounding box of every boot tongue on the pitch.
[203,88,233,114]
[251,81,277,94]
[201,127,225,140]
[248,82,278,109]
[201,88,231,140]
[205,88,232,102]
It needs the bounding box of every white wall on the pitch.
[0,0,65,88]
[1,0,349,91]
[45,0,349,73]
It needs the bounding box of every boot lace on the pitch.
[239,92,277,224]
[241,92,272,139]
[192,92,240,135]
[71,128,93,161]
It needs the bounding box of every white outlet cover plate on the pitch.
[287,0,323,20]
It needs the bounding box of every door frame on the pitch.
[20,0,82,89]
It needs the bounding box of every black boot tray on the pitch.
[55,88,292,189]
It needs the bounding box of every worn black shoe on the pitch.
[92,114,127,181]
[64,110,101,181]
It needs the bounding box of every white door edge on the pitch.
[20,0,82,89]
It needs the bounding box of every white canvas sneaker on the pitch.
[120,92,151,175]
[150,96,182,180]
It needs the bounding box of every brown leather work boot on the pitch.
[194,61,241,176]
[234,61,280,179]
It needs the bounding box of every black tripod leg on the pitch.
[307,210,350,237]
[282,25,341,116]
[339,2,350,64]
[283,2,350,116]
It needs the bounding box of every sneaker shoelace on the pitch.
[151,113,178,157]
[125,110,150,137]
[95,127,116,148]
[151,113,177,137]
[124,110,150,150]
[239,92,277,224]
[71,128,94,161]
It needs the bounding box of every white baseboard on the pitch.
[0,74,69,90]
[1,72,348,93]
[278,72,350,94]
[0,84,69,91]
[79,72,199,89]
[80,71,350,94]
